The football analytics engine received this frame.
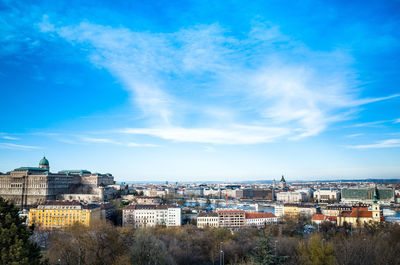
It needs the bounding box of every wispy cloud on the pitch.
[79,135,160,147]
[352,118,400,128]
[36,16,399,144]
[346,133,364,138]
[0,143,40,150]
[79,136,117,144]
[126,142,161,148]
[348,139,400,149]
[352,120,389,128]
[120,125,290,144]
[1,136,19,140]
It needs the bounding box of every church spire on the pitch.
[373,185,379,204]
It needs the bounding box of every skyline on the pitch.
[1,0,400,181]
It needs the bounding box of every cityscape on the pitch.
[1,0,400,265]
[1,156,400,264]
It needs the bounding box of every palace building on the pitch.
[0,157,114,207]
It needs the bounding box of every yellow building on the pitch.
[283,204,299,217]
[29,201,100,230]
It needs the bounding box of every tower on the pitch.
[39,156,49,171]
[279,175,286,189]
[372,186,381,222]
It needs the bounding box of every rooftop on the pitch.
[39,156,49,166]
[198,212,218,217]
[58,170,92,175]
[312,214,325,221]
[39,201,81,206]
[14,167,47,172]
[245,212,276,219]
[124,204,179,210]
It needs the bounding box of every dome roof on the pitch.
[39,156,49,166]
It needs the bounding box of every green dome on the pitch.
[39,156,49,166]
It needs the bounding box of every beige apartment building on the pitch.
[197,212,219,228]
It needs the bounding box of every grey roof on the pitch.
[198,212,218,217]
[14,167,47,172]
[58,170,92,175]
[341,188,394,200]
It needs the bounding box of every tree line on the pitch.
[1,198,400,265]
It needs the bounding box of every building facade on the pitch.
[197,212,219,228]
[122,204,181,228]
[245,212,277,227]
[28,201,100,230]
[240,188,273,201]
[322,205,352,217]
[283,204,300,217]
[298,205,317,217]
[134,196,162,205]
[314,189,340,202]
[274,203,285,217]
[218,210,245,228]
[276,192,307,203]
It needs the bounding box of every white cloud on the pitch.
[350,94,400,106]
[38,17,399,144]
[1,136,19,140]
[80,136,117,144]
[120,125,290,144]
[0,143,40,150]
[348,139,400,149]
[79,135,160,147]
[352,118,400,128]
[126,142,161,148]
[346,133,364,138]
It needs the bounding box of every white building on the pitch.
[274,204,284,217]
[197,212,219,228]
[203,188,220,197]
[298,205,317,217]
[276,191,307,203]
[245,212,277,227]
[122,204,181,227]
[314,189,340,202]
[143,189,167,197]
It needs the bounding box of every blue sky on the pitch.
[1,0,399,181]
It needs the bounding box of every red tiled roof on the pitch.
[312,214,325,221]
[245,212,276,219]
[326,216,337,222]
[341,208,372,218]
[341,210,353,217]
